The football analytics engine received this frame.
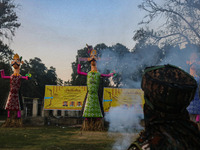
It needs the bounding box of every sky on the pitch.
[8,0,145,82]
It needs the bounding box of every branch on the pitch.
[185,0,200,10]
[142,0,200,41]
[151,31,191,44]
[160,8,200,40]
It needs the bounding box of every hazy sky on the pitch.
[8,0,145,82]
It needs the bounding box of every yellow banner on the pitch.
[103,88,144,112]
[44,86,87,110]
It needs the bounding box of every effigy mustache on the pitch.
[11,62,20,66]
[89,58,97,62]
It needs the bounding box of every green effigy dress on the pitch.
[83,71,103,118]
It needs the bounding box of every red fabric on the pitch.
[101,73,112,77]
[5,75,21,111]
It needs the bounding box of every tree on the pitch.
[132,43,165,81]
[20,57,58,100]
[137,0,200,46]
[0,62,11,110]
[0,0,20,40]
[64,80,71,86]
[57,78,63,86]
[46,66,57,85]
[70,47,89,86]
[111,43,132,87]
[0,40,14,117]
[0,41,13,63]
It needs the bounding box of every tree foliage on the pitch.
[20,57,58,100]
[0,40,13,63]
[0,62,12,109]
[137,0,200,46]
[0,0,20,40]
[0,0,19,112]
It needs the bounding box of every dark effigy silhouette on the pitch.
[128,64,200,150]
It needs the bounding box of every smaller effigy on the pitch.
[77,44,114,131]
[128,64,200,150]
[186,52,200,123]
[0,54,29,127]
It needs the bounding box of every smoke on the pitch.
[160,45,200,73]
[105,104,143,150]
[97,43,199,149]
[97,44,200,87]
[97,46,160,149]
[97,48,140,88]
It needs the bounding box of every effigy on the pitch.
[128,64,200,150]
[186,52,200,122]
[0,54,29,127]
[77,44,114,131]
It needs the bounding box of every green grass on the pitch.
[0,126,134,150]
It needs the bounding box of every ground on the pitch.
[0,125,137,150]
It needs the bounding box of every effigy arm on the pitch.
[101,73,113,77]
[0,69,10,79]
[101,71,116,77]
[21,76,29,80]
[77,64,87,76]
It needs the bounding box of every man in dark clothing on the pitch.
[128,65,200,150]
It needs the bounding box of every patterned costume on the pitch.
[77,64,112,118]
[187,76,200,114]
[83,71,103,117]
[0,54,28,120]
[5,74,23,111]
[77,45,114,131]
[128,65,200,150]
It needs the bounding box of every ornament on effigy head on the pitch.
[78,44,99,62]
[78,44,111,62]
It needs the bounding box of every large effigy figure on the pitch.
[187,52,200,123]
[0,54,29,127]
[77,44,114,131]
[128,64,200,150]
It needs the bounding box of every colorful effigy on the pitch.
[77,44,114,131]
[186,52,200,122]
[0,54,29,127]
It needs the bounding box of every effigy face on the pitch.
[11,54,22,70]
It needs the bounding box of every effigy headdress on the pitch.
[13,53,24,64]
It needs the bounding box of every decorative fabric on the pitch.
[83,71,103,117]
[5,74,22,111]
[128,104,200,150]
[128,65,200,150]
[187,76,200,114]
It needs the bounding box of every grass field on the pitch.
[0,125,137,150]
